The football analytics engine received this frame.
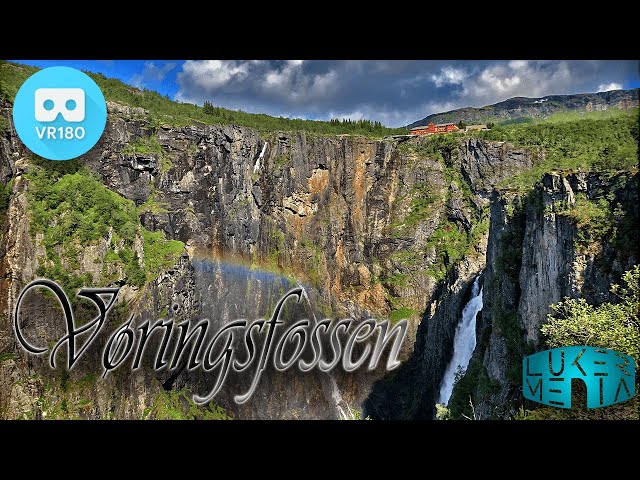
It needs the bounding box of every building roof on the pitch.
[409,122,457,130]
[466,124,487,129]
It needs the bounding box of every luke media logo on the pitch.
[12,66,107,161]
[523,346,636,409]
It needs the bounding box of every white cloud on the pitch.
[178,60,249,91]
[461,61,573,102]
[508,60,528,70]
[264,61,301,88]
[260,61,338,102]
[431,66,468,87]
[597,82,623,92]
[130,61,177,88]
[176,60,339,106]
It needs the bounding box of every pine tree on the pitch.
[203,100,215,115]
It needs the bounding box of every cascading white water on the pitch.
[437,274,483,406]
[299,284,353,420]
[253,142,268,173]
[329,374,353,420]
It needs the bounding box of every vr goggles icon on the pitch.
[34,88,85,122]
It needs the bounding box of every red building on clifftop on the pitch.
[410,122,459,135]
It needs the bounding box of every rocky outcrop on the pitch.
[456,139,538,197]
[469,171,638,419]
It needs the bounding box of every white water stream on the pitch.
[299,284,353,420]
[437,274,483,406]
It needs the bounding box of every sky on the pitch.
[14,60,640,127]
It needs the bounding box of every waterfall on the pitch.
[253,142,268,173]
[299,284,353,420]
[328,375,353,420]
[437,274,483,406]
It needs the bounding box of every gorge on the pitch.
[0,62,637,419]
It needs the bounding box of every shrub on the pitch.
[26,159,184,293]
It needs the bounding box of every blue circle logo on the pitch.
[12,66,107,161]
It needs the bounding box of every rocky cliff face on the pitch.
[0,99,533,419]
[363,137,535,419]
[364,154,637,420]
[468,170,638,419]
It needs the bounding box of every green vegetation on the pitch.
[560,193,610,249]
[0,181,13,211]
[21,371,226,420]
[349,407,372,420]
[490,194,535,387]
[537,108,636,124]
[403,183,438,228]
[499,117,534,126]
[143,389,231,420]
[399,133,460,161]
[393,135,489,285]
[448,358,481,419]
[384,272,409,287]
[26,158,184,294]
[122,135,164,156]
[122,136,173,174]
[140,229,185,278]
[0,61,405,137]
[0,351,15,362]
[424,223,470,282]
[448,355,503,420]
[448,192,534,419]
[202,100,216,115]
[104,246,147,287]
[389,307,416,323]
[542,265,640,364]
[0,60,29,101]
[494,195,528,283]
[22,370,97,420]
[555,174,638,261]
[517,266,640,420]
[434,403,451,420]
[0,115,9,133]
[476,110,639,191]
[136,190,170,215]
[273,152,292,169]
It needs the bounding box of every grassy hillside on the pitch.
[0,61,405,137]
[477,109,639,191]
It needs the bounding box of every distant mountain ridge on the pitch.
[408,88,639,128]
